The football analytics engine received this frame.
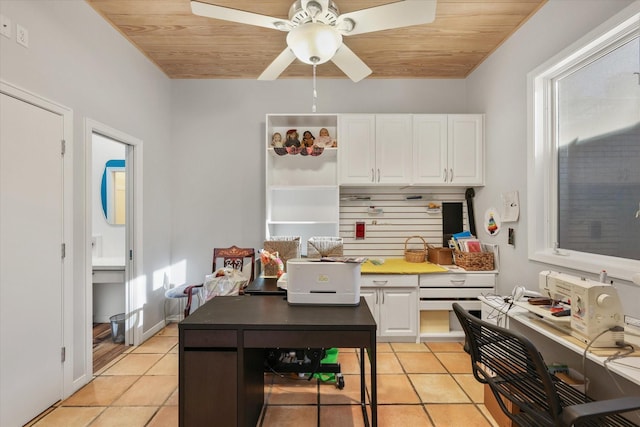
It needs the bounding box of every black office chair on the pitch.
[452,303,640,426]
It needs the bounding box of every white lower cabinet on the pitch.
[361,274,418,342]
[418,273,496,341]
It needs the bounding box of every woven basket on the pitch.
[404,236,427,263]
[454,250,494,271]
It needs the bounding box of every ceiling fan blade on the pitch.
[337,0,437,36]
[191,1,287,30]
[331,44,372,82]
[258,48,297,80]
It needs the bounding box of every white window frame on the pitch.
[527,2,640,283]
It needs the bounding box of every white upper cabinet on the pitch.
[413,114,484,186]
[338,114,412,185]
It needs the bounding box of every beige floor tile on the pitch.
[454,374,485,403]
[32,407,104,427]
[89,406,156,427]
[376,404,434,426]
[319,374,364,405]
[426,341,465,352]
[267,376,318,405]
[164,387,179,406]
[426,403,492,427]
[147,353,178,376]
[146,406,179,427]
[156,323,178,337]
[477,404,501,427]
[112,376,177,406]
[368,374,421,404]
[337,351,360,375]
[377,342,393,353]
[435,352,472,373]
[320,404,365,426]
[102,353,163,375]
[62,375,139,406]
[130,336,178,354]
[261,405,318,427]
[365,352,404,374]
[391,342,430,352]
[397,352,447,374]
[409,374,470,403]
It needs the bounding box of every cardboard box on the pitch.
[427,247,453,265]
[484,384,520,427]
[420,310,449,333]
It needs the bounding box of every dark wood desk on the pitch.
[179,295,377,427]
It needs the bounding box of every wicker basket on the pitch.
[404,236,427,263]
[454,250,494,271]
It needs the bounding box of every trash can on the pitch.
[109,313,125,343]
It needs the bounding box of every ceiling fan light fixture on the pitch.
[286,22,342,65]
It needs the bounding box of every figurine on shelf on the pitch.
[284,129,300,147]
[301,130,315,147]
[271,132,283,147]
[316,127,337,148]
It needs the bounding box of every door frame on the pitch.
[84,119,143,374]
[0,80,74,399]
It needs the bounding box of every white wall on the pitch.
[465,0,639,315]
[0,0,172,385]
[169,79,469,284]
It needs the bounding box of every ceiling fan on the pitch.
[191,0,437,82]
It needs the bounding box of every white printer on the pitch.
[286,258,361,306]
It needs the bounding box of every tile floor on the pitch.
[28,323,500,426]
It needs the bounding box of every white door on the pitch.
[0,93,64,426]
[375,114,413,184]
[379,288,418,337]
[413,114,448,184]
[448,115,484,185]
[338,115,376,184]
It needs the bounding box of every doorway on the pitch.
[85,119,143,374]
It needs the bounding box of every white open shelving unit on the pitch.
[266,114,339,255]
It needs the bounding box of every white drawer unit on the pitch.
[418,273,495,341]
[361,274,418,342]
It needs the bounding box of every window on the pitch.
[528,3,640,281]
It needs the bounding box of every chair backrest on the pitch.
[452,303,564,426]
[212,246,255,282]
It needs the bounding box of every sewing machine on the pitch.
[286,258,361,305]
[537,270,624,347]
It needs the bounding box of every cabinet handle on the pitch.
[449,168,453,183]
[372,280,388,285]
[443,168,448,182]
[375,292,379,304]
[450,279,466,285]
[377,168,380,182]
[382,291,385,304]
[371,168,374,183]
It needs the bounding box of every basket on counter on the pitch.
[404,236,427,263]
[454,249,494,271]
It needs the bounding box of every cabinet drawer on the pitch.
[419,299,481,311]
[419,287,493,299]
[361,274,418,288]
[419,273,495,288]
[93,269,125,284]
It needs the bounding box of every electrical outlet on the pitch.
[0,14,11,39]
[16,23,28,48]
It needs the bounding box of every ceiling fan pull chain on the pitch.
[312,62,318,112]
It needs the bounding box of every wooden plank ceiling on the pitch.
[86,0,547,79]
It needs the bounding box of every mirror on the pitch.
[101,159,126,225]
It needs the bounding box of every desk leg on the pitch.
[370,337,377,427]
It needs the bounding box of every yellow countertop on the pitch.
[360,258,448,274]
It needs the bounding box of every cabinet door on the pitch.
[379,288,418,337]
[413,114,448,184]
[338,115,376,184]
[375,115,413,184]
[448,115,484,185]
[360,288,379,336]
